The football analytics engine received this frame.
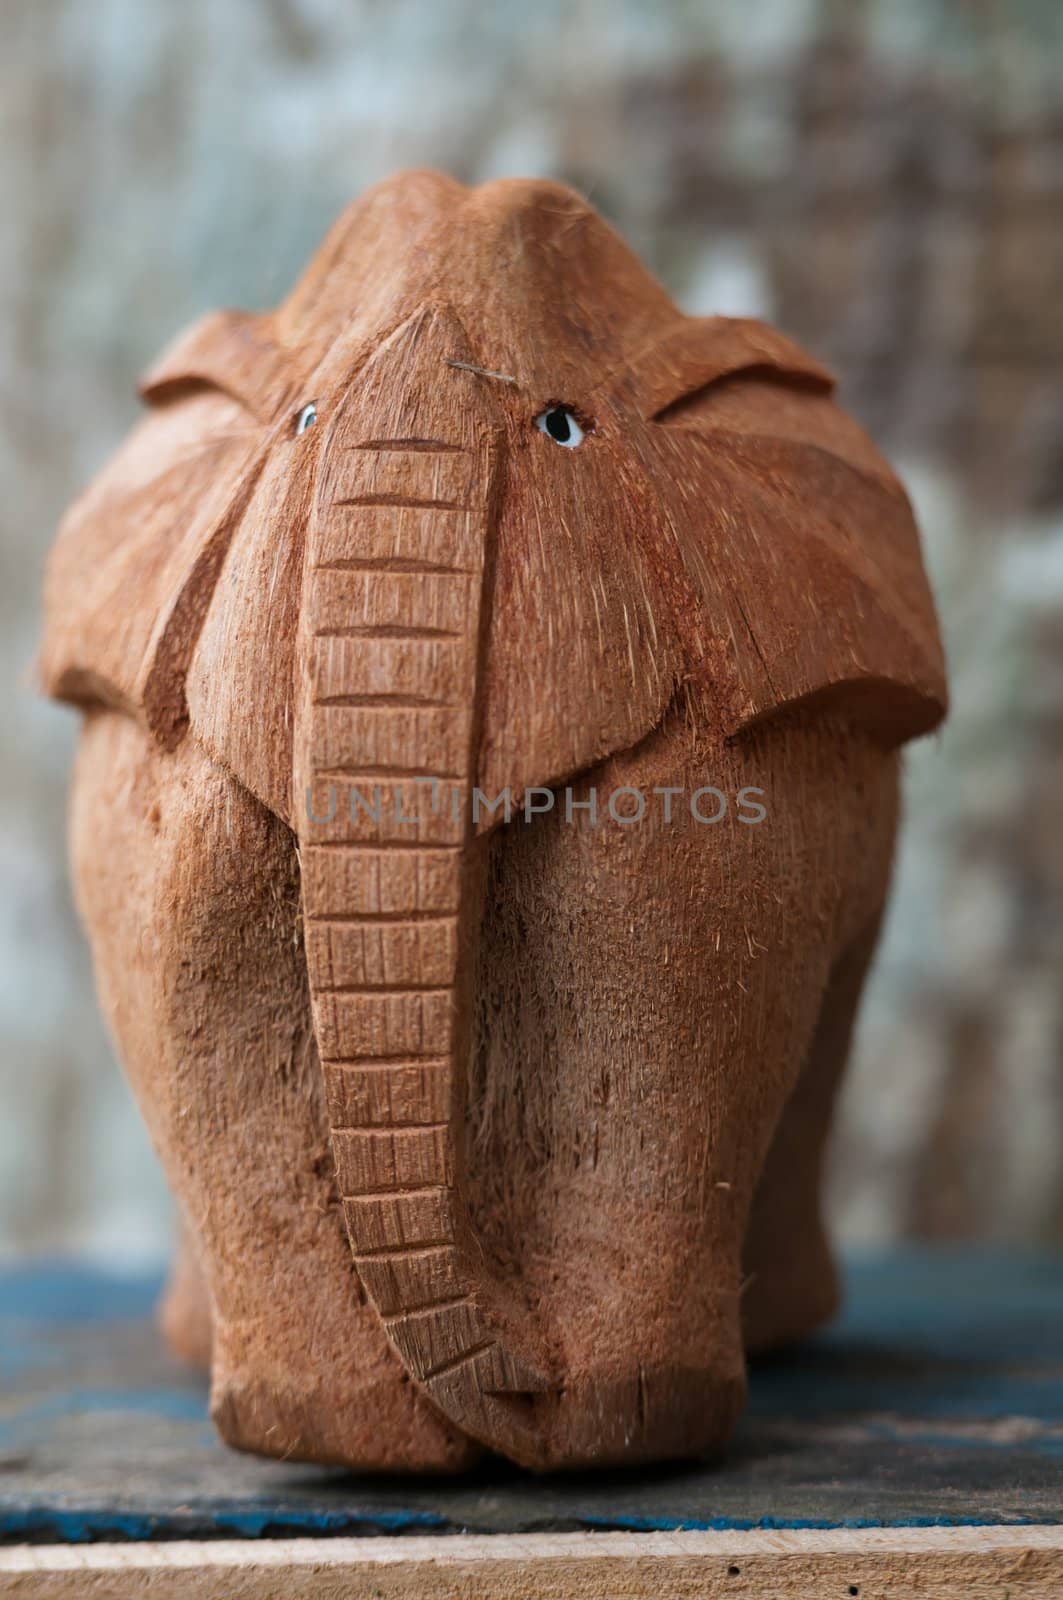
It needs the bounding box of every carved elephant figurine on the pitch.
[39,172,946,1472]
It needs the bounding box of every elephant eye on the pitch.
[535,405,587,448]
[294,401,317,436]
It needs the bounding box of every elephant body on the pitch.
[41,172,945,1470]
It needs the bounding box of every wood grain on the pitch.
[3,1529,1061,1600]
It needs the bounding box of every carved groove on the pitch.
[307,838,462,851]
[311,767,464,780]
[313,913,457,927]
[313,626,464,640]
[422,1338,495,1382]
[317,983,451,997]
[332,1118,449,1132]
[349,439,466,453]
[330,1047,449,1063]
[383,1291,472,1323]
[333,494,464,511]
[312,569,470,582]
[352,1241,453,1261]
[324,1055,451,1069]
[311,693,459,708]
[339,1182,446,1200]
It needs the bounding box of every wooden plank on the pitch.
[4,1254,1063,1543]
[3,1528,1063,1599]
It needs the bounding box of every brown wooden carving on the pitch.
[40,171,946,1472]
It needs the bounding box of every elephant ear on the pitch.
[138,309,299,421]
[39,311,295,746]
[626,316,947,745]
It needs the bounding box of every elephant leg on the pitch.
[741,911,886,1354]
[70,711,477,1471]
[465,708,898,1463]
[158,1215,214,1370]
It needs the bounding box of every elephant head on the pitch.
[41,172,946,1469]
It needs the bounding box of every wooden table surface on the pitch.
[1,1249,1061,1594]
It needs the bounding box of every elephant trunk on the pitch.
[294,305,550,1464]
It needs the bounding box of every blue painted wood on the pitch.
[2,1250,1061,1543]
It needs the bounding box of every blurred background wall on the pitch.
[4,0,1062,1261]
